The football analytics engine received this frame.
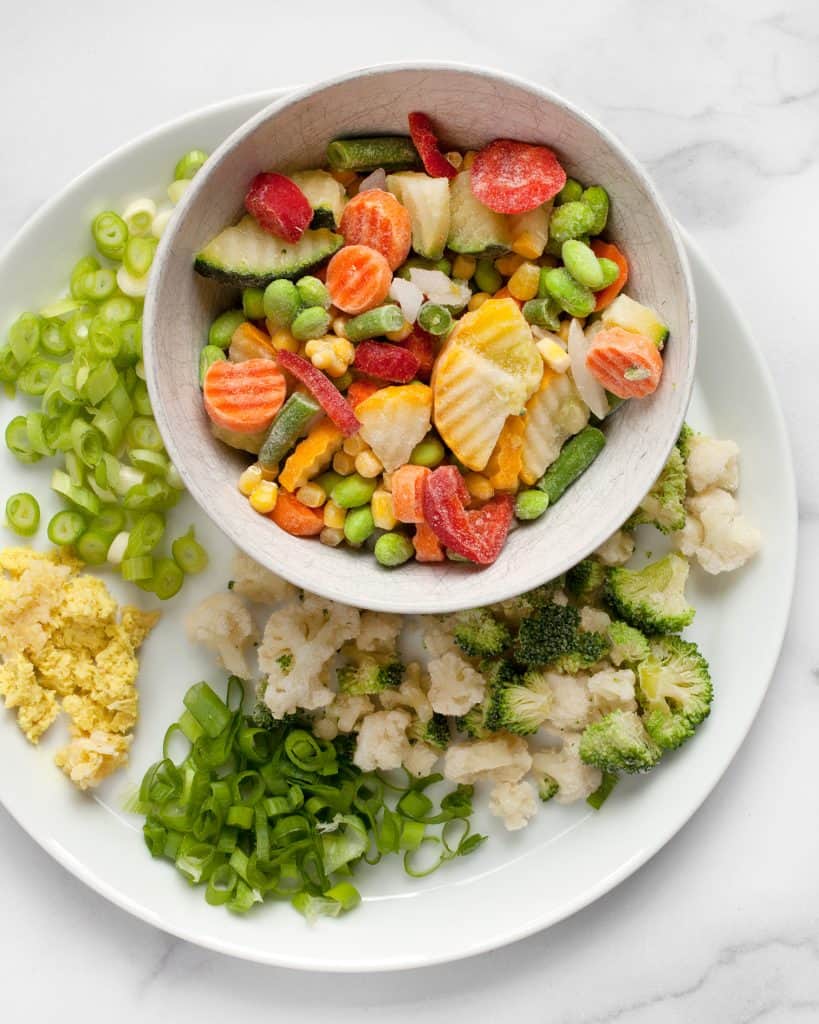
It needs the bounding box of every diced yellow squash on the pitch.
[519,370,590,485]
[279,419,344,492]
[448,298,542,398]
[509,202,552,259]
[485,415,526,491]
[356,382,433,473]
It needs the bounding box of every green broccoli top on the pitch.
[484,668,553,736]
[676,422,695,463]
[409,713,451,750]
[607,621,651,667]
[626,445,686,534]
[637,635,713,750]
[579,709,661,773]
[452,607,512,658]
[551,630,611,673]
[605,553,695,634]
[513,602,581,666]
[535,772,559,802]
[566,558,608,603]
[337,654,404,695]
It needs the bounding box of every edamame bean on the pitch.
[547,201,596,253]
[315,470,345,494]
[296,276,331,310]
[555,178,584,205]
[344,305,404,343]
[208,309,245,349]
[523,296,561,330]
[597,257,621,288]
[242,288,266,320]
[473,258,502,294]
[291,306,331,342]
[410,435,445,468]
[562,240,604,290]
[333,371,354,392]
[374,532,415,567]
[417,302,453,336]
[199,345,226,384]
[536,427,606,504]
[263,279,301,329]
[542,268,597,318]
[331,473,378,509]
[515,489,550,520]
[581,186,609,235]
[344,505,375,546]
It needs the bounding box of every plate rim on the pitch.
[0,90,798,972]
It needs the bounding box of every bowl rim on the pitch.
[144,61,697,613]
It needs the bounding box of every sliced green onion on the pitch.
[51,468,100,516]
[89,317,121,360]
[106,530,130,565]
[70,256,100,299]
[25,412,52,456]
[84,359,118,406]
[8,313,42,366]
[122,555,154,581]
[122,198,156,237]
[99,295,137,324]
[77,529,112,565]
[171,527,208,574]
[70,418,104,467]
[116,321,142,366]
[174,149,209,180]
[40,321,71,357]
[124,511,165,557]
[132,380,153,416]
[79,268,117,302]
[123,478,176,512]
[124,236,157,277]
[39,296,84,320]
[5,493,40,537]
[6,415,41,464]
[90,505,127,538]
[129,449,169,476]
[92,212,128,260]
[0,345,21,383]
[18,358,57,396]
[125,415,164,452]
[92,404,125,451]
[47,509,87,546]
[65,449,84,487]
[183,683,232,739]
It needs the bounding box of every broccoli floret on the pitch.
[566,558,607,603]
[337,654,404,695]
[484,668,553,736]
[452,608,512,658]
[409,713,451,750]
[605,553,695,634]
[579,710,661,773]
[676,422,695,462]
[534,771,559,802]
[333,732,357,766]
[514,602,581,666]
[637,635,712,750]
[626,446,686,534]
[607,621,651,667]
[249,700,278,730]
[457,705,491,739]
[551,630,611,673]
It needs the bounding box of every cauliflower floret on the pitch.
[403,741,441,778]
[378,661,433,722]
[353,709,411,771]
[580,606,611,633]
[231,550,296,604]
[356,611,402,653]
[531,735,602,805]
[594,529,635,566]
[444,733,532,784]
[421,617,459,658]
[544,673,594,731]
[427,651,485,716]
[312,693,375,739]
[587,667,637,713]
[675,488,762,574]
[686,435,739,494]
[489,779,539,831]
[186,591,255,677]
[258,594,360,717]
[552,589,569,606]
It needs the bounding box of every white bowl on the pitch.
[144,63,696,613]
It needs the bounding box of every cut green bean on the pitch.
[473,258,503,294]
[562,239,604,290]
[330,474,378,509]
[514,489,550,520]
[326,136,419,172]
[417,302,453,336]
[5,493,40,537]
[259,392,320,469]
[208,310,246,350]
[174,149,209,180]
[343,506,375,546]
[374,532,415,567]
[536,427,606,504]
[92,211,129,260]
[47,509,87,546]
[199,345,226,385]
[262,280,301,330]
[581,186,609,235]
[542,268,597,318]
[242,288,265,321]
[290,306,330,342]
[344,305,404,343]
[172,527,209,574]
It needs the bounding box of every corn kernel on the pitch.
[452,255,476,280]
[508,262,541,301]
[445,151,463,170]
[297,482,327,508]
[249,480,279,514]
[467,291,490,312]
[238,463,263,496]
[511,231,544,260]
[268,326,300,352]
[342,434,368,456]
[385,319,413,342]
[323,500,347,529]
[381,471,394,492]
[371,489,397,530]
[463,473,494,502]
[330,169,358,187]
[332,450,356,475]
[332,315,349,338]
[355,450,383,478]
[558,319,571,342]
[319,526,345,547]
[260,462,278,481]
[462,151,477,171]
[304,335,355,377]
[494,252,524,277]
[537,337,571,373]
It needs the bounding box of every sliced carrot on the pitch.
[391,464,430,523]
[270,490,324,536]
[590,240,629,311]
[229,322,276,362]
[347,379,381,408]
[339,189,412,270]
[279,419,344,492]
[413,521,445,562]
[585,327,663,399]
[326,244,392,315]
[203,358,286,434]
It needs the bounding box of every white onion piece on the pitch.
[388,277,425,324]
[408,268,471,308]
[568,318,609,419]
[359,168,386,192]
[106,531,130,566]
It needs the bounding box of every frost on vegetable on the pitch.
[185,591,256,679]
[530,736,602,805]
[489,779,539,831]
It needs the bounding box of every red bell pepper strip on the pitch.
[408,112,457,179]
[275,350,360,436]
[352,341,420,383]
[399,326,436,382]
[422,465,514,565]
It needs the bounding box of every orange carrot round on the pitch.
[590,240,629,311]
[339,190,411,270]
[413,521,444,562]
[326,244,392,314]
[346,379,381,408]
[203,358,286,433]
[585,327,663,399]
[270,490,324,536]
[391,464,430,523]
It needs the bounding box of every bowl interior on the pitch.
[145,65,695,613]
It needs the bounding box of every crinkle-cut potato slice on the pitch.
[520,369,589,485]
[356,382,432,472]
[450,298,542,398]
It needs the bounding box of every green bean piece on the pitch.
[172,527,209,574]
[92,211,129,260]
[259,392,321,469]
[597,257,621,289]
[124,236,157,278]
[522,297,561,331]
[208,310,245,350]
[581,186,609,235]
[5,493,40,537]
[47,509,87,546]
[290,306,331,342]
[561,240,605,290]
[536,427,606,504]
[8,313,41,366]
[330,474,378,509]
[417,302,453,336]
[555,178,584,205]
[150,557,185,600]
[542,268,597,318]
[199,345,226,385]
[410,436,445,468]
[174,149,209,181]
[295,276,331,311]
[514,489,550,520]
[344,305,404,343]
[374,532,415,567]
[263,280,301,330]
[326,136,419,172]
[473,258,503,294]
[547,201,596,254]
[343,506,375,546]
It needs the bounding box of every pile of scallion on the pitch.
[134,678,485,920]
[2,149,210,598]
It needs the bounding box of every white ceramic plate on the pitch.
[0,91,796,972]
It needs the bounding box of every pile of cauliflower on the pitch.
[186,429,761,832]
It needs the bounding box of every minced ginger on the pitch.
[0,547,158,789]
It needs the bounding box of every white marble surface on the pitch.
[1,0,818,1019]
